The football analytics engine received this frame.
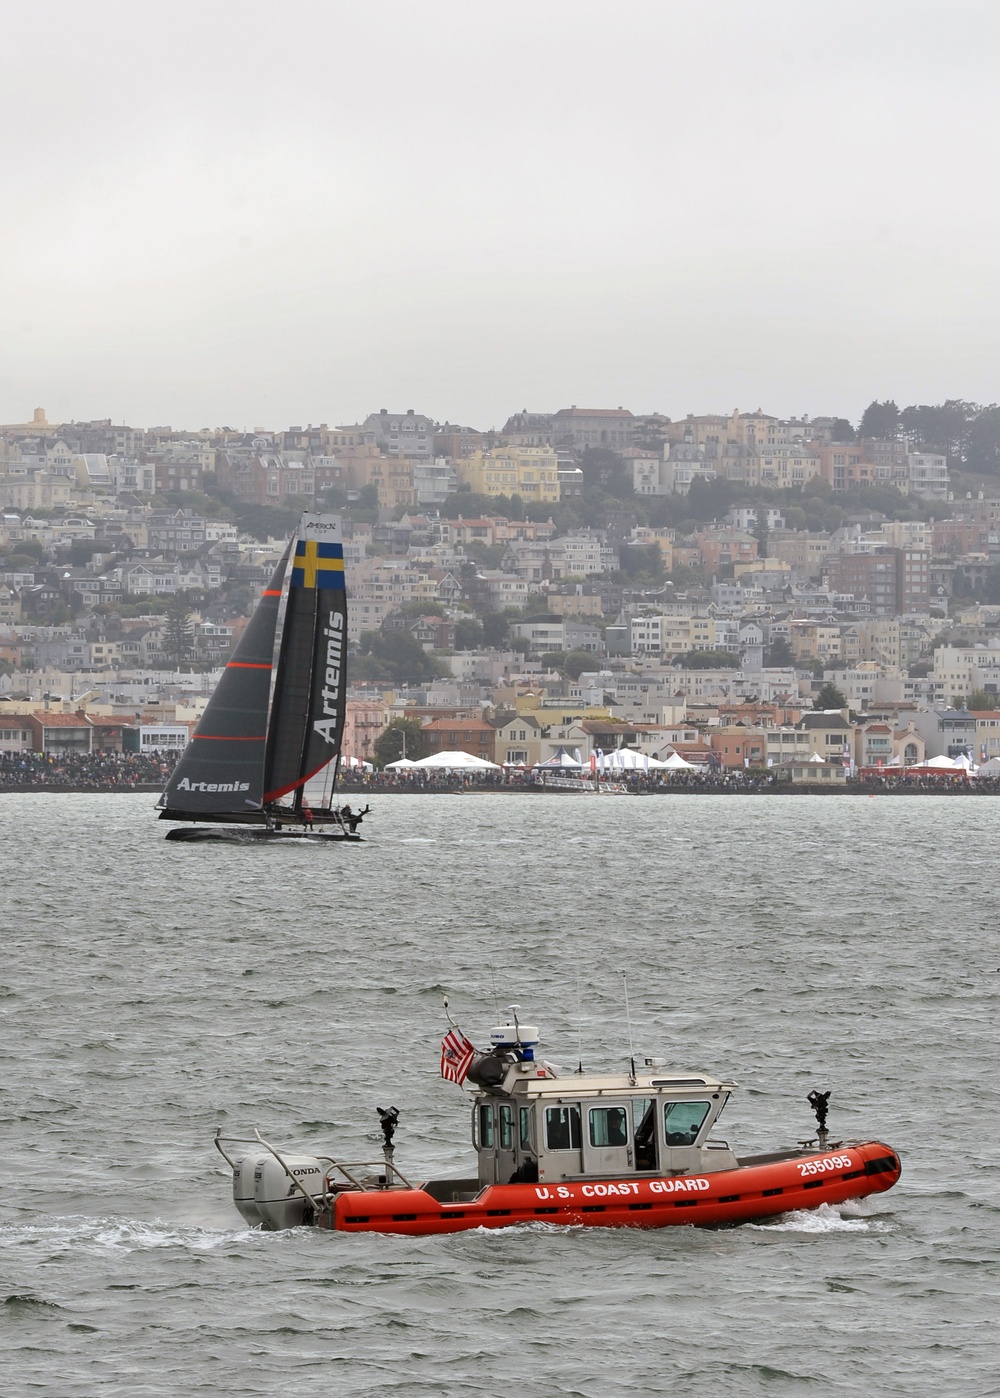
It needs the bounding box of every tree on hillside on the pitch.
[858,400,900,439]
[164,592,195,668]
[900,400,973,459]
[814,681,847,710]
[562,648,598,680]
[966,689,995,711]
[480,611,510,647]
[454,616,485,649]
[965,405,1000,474]
[766,636,795,667]
[352,629,447,685]
[373,718,428,766]
[752,507,769,556]
[677,649,740,670]
[830,418,856,442]
[687,475,734,522]
[579,447,632,497]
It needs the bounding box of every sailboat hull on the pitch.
[165,826,362,843]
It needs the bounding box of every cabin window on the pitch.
[478,1103,495,1148]
[499,1103,513,1151]
[588,1106,628,1148]
[545,1105,581,1151]
[632,1098,657,1170]
[519,1106,534,1150]
[663,1100,711,1146]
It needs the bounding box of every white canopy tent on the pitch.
[534,748,585,770]
[661,751,696,771]
[412,750,502,771]
[384,757,419,770]
[599,748,670,772]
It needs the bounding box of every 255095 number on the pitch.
[797,1154,853,1176]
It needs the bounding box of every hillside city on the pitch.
[3,398,1000,784]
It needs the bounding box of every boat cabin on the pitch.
[466,1027,738,1187]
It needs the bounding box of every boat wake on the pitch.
[0,1215,271,1257]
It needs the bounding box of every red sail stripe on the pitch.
[262,755,336,804]
[192,735,267,741]
[262,589,282,597]
[226,662,272,669]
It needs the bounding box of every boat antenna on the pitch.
[576,969,583,1075]
[488,963,501,1022]
[443,994,459,1029]
[508,1003,521,1044]
[623,973,636,1085]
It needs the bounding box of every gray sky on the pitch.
[3,0,999,431]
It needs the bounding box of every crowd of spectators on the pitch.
[0,749,180,789]
[3,749,998,794]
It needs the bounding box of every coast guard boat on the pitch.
[215,1014,901,1234]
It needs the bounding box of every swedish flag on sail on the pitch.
[290,539,345,590]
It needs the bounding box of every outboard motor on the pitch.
[232,1150,271,1227]
[252,1153,325,1230]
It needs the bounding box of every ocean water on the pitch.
[1,791,998,1397]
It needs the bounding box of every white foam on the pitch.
[0,1216,267,1255]
[747,1201,890,1234]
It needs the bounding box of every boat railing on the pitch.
[214,1128,414,1199]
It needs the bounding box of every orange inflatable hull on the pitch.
[327,1140,901,1235]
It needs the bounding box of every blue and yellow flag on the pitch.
[290,538,345,590]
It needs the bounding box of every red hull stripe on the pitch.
[263,757,335,804]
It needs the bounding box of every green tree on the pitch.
[353,629,448,685]
[766,636,795,667]
[966,404,1000,474]
[830,418,855,441]
[562,648,598,680]
[454,617,485,649]
[858,400,900,439]
[814,681,847,710]
[164,593,195,668]
[677,650,740,669]
[687,475,734,522]
[619,542,665,581]
[966,689,995,711]
[373,718,428,766]
[752,508,769,556]
[579,447,632,497]
[481,611,510,647]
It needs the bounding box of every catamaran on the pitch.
[159,513,365,842]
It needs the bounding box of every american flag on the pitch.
[440,1028,476,1085]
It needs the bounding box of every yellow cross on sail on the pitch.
[291,538,345,590]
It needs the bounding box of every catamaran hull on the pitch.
[316,1140,900,1235]
[166,826,361,843]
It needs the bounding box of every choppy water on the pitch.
[1,792,998,1396]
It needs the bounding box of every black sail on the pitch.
[160,550,288,816]
[263,514,347,805]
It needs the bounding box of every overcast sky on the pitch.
[2,0,999,432]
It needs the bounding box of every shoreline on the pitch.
[0,782,994,798]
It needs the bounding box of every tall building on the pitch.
[361,409,435,459]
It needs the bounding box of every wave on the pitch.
[0,1216,270,1256]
